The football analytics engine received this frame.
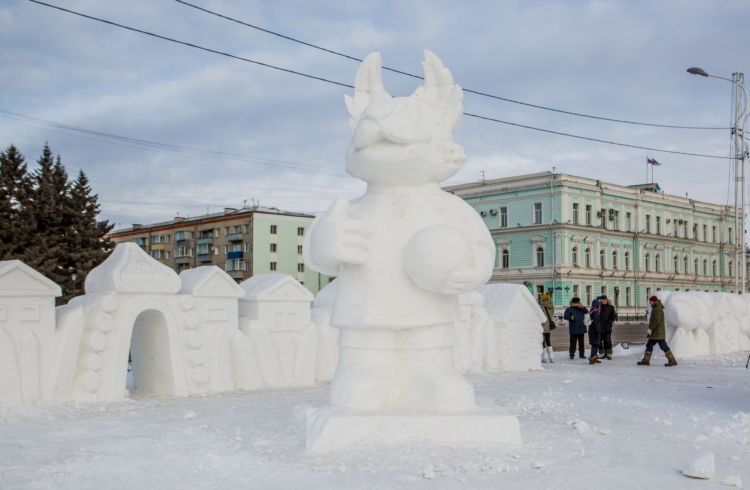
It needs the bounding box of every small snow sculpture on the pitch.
[680,452,715,479]
[304,50,495,412]
[238,273,317,388]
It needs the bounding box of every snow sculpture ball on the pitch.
[404,225,474,293]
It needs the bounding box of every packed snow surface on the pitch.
[2,349,748,489]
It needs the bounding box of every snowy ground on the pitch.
[2,346,749,489]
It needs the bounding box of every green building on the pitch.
[446,171,746,313]
[107,206,332,294]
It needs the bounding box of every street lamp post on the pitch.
[688,67,749,294]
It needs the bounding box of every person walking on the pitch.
[598,295,617,359]
[637,295,678,366]
[538,291,555,363]
[588,299,602,364]
[563,297,588,360]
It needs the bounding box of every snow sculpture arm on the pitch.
[403,223,494,295]
[303,197,370,276]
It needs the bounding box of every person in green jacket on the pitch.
[637,296,678,366]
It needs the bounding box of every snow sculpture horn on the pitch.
[344,52,391,132]
[415,50,463,132]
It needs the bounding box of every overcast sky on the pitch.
[2,0,748,230]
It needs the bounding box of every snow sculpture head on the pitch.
[344,50,465,185]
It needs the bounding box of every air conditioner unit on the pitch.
[489,209,498,215]
[480,211,487,217]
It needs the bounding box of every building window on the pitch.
[645,215,651,234]
[585,205,592,225]
[572,203,579,224]
[612,250,618,270]
[536,247,544,267]
[601,285,607,298]
[297,227,305,236]
[534,203,542,224]
[600,249,606,269]
[712,226,717,243]
[683,256,688,273]
[600,208,606,228]
[585,248,592,268]
[712,260,717,276]
[500,207,508,228]
[703,259,708,275]
[656,216,661,235]
[674,255,679,272]
[729,227,733,244]
[655,254,660,272]
[624,251,630,270]
[645,252,651,272]
[298,263,305,272]
[270,262,277,271]
[270,225,277,235]
[693,224,698,239]
[729,261,734,277]
[502,249,510,269]
[694,258,699,274]
[572,246,579,267]
[537,285,545,298]
[646,287,652,300]
[703,224,707,241]
[611,210,619,231]
[573,284,579,299]
[270,243,277,252]
[298,245,303,255]
[625,287,631,306]
[625,212,632,232]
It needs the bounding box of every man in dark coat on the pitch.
[637,295,677,366]
[598,295,617,359]
[563,297,588,359]
[588,299,602,364]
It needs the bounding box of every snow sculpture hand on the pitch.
[403,225,489,295]
[303,197,370,276]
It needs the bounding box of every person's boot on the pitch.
[664,350,678,367]
[637,350,652,366]
[541,349,548,363]
[547,346,554,363]
[588,354,601,364]
[605,349,613,360]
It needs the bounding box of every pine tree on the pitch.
[0,145,33,259]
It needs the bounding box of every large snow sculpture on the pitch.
[304,51,519,452]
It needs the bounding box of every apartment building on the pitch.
[107,206,332,294]
[446,171,746,313]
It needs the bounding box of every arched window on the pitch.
[712,259,717,276]
[694,258,699,274]
[572,246,579,267]
[585,248,591,268]
[645,253,651,272]
[536,247,544,267]
[655,254,660,272]
[703,259,708,275]
[600,249,606,269]
[729,261,734,277]
[674,255,679,272]
[624,251,630,270]
[502,249,509,269]
[684,256,689,274]
[612,250,618,270]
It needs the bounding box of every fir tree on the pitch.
[0,145,33,259]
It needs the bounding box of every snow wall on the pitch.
[655,291,750,357]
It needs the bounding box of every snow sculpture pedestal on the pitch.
[306,406,521,454]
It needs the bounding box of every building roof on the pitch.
[0,260,62,297]
[107,206,316,237]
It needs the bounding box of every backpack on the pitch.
[583,312,592,327]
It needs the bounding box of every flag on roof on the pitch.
[647,157,662,166]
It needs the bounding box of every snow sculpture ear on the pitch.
[414,49,463,132]
[344,52,391,132]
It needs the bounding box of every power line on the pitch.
[175,0,727,131]
[0,109,346,175]
[25,0,733,160]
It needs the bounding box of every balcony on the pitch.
[197,237,213,245]
[151,243,167,251]
[227,251,244,260]
[175,239,193,246]
[227,233,244,242]
[175,256,192,264]
[197,254,212,262]
[227,269,246,280]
